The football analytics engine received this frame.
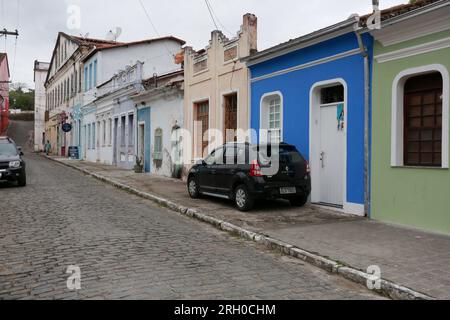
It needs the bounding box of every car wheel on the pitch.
[188,177,200,199]
[234,184,254,212]
[17,173,27,187]
[290,194,308,207]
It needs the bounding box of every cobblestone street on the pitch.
[0,122,382,300]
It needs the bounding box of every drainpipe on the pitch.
[354,20,370,218]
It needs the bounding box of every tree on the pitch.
[9,83,35,111]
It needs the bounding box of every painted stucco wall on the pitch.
[149,91,183,177]
[34,62,50,152]
[183,14,257,161]
[371,29,450,234]
[249,32,373,211]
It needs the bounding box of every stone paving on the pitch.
[0,122,382,300]
[52,157,450,299]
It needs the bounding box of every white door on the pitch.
[319,104,345,206]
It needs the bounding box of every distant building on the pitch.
[132,69,184,177]
[34,60,50,151]
[0,53,10,135]
[45,33,119,157]
[79,36,185,169]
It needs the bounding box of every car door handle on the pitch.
[210,170,217,175]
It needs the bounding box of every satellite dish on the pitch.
[105,27,122,42]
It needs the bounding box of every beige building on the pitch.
[183,13,257,162]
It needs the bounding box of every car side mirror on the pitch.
[196,159,206,166]
[18,147,24,156]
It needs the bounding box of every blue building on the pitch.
[244,17,373,216]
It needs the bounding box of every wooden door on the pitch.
[196,101,209,155]
[224,93,237,143]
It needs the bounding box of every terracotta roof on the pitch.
[82,36,186,61]
[360,0,444,24]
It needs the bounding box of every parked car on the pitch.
[187,143,311,211]
[0,137,26,187]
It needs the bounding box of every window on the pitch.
[392,65,449,168]
[94,60,98,87]
[321,84,344,104]
[92,123,96,150]
[89,64,93,90]
[108,118,112,146]
[154,128,163,160]
[128,114,134,147]
[260,93,283,143]
[193,58,208,73]
[224,45,238,62]
[404,72,443,167]
[84,66,88,92]
[195,101,209,155]
[88,124,91,149]
[120,116,126,147]
[205,147,224,166]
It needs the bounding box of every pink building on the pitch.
[0,53,10,135]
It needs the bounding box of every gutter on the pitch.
[354,21,370,218]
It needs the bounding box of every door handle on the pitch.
[211,170,217,175]
[320,152,325,168]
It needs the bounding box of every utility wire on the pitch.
[205,0,233,37]
[137,0,175,58]
[204,0,219,31]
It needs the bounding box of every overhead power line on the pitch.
[137,0,175,58]
[204,0,219,31]
[205,0,233,37]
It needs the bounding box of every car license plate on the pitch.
[280,187,296,195]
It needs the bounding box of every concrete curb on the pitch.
[45,155,435,300]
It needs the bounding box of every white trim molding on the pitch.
[375,37,450,63]
[251,49,360,83]
[259,91,284,143]
[391,64,449,168]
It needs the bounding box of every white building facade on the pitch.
[80,37,185,169]
[33,61,50,152]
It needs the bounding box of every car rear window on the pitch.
[0,143,18,156]
[253,145,303,166]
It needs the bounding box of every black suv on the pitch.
[0,137,26,187]
[187,143,311,211]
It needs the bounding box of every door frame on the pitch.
[309,78,348,210]
[220,89,239,143]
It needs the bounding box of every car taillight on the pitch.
[305,161,311,174]
[250,160,263,177]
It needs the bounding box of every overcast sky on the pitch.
[0,0,407,88]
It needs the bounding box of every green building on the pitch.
[371,0,450,234]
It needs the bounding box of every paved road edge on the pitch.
[44,155,435,301]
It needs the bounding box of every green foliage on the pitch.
[9,83,35,111]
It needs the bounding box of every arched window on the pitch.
[260,92,283,143]
[404,72,443,167]
[392,65,449,168]
[154,128,163,160]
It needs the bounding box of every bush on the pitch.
[9,113,35,121]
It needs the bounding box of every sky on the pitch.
[0,0,407,89]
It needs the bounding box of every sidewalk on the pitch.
[50,157,450,300]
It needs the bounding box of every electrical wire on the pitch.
[204,0,219,31]
[137,0,176,59]
[205,0,233,37]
